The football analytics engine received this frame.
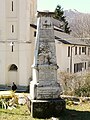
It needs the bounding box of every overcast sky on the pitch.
[37,0,90,13]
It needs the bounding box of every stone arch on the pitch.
[9,64,18,71]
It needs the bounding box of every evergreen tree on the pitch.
[64,21,71,34]
[54,5,71,34]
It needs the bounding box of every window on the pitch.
[79,47,81,55]
[68,46,70,57]
[10,42,14,52]
[75,47,77,55]
[9,64,18,71]
[85,47,86,54]
[67,68,69,72]
[11,25,14,33]
[88,61,90,67]
[82,47,86,54]
[34,31,36,37]
[85,62,86,69]
[12,1,14,11]
[88,48,90,55]
[74,63,83,73]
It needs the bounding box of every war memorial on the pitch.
[29,11,66,118]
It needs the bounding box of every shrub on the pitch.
[58,71,90,97]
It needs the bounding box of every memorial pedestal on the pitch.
[29,98,66,118]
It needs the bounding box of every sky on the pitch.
[37,0,90,13]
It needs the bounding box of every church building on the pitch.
[0,0,37,87]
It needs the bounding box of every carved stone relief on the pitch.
[38,42,52,65]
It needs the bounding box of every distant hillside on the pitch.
[64,9,80,22]
[64,9,90,38]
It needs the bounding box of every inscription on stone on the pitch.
[39,69,56,81]
[37,87,60,99]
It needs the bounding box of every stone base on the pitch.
[28,98,66,118]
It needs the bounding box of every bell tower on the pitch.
[0,0,37,87]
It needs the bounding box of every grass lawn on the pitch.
[0,102,90,120]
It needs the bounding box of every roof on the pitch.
[55,36,71,44]
[30,20,90,46]
[54,30,90,46]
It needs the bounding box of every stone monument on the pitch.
[29,11,65,118]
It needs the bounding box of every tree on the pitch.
[54,5,71,34]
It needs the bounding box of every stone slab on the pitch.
[29,98,66,118]
[36,86,60,99]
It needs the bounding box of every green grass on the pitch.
[0,105,37,120]
[0,102,90,120]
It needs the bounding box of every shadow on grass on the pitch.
[58,109,90,120]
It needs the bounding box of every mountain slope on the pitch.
[64,9,90,38]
